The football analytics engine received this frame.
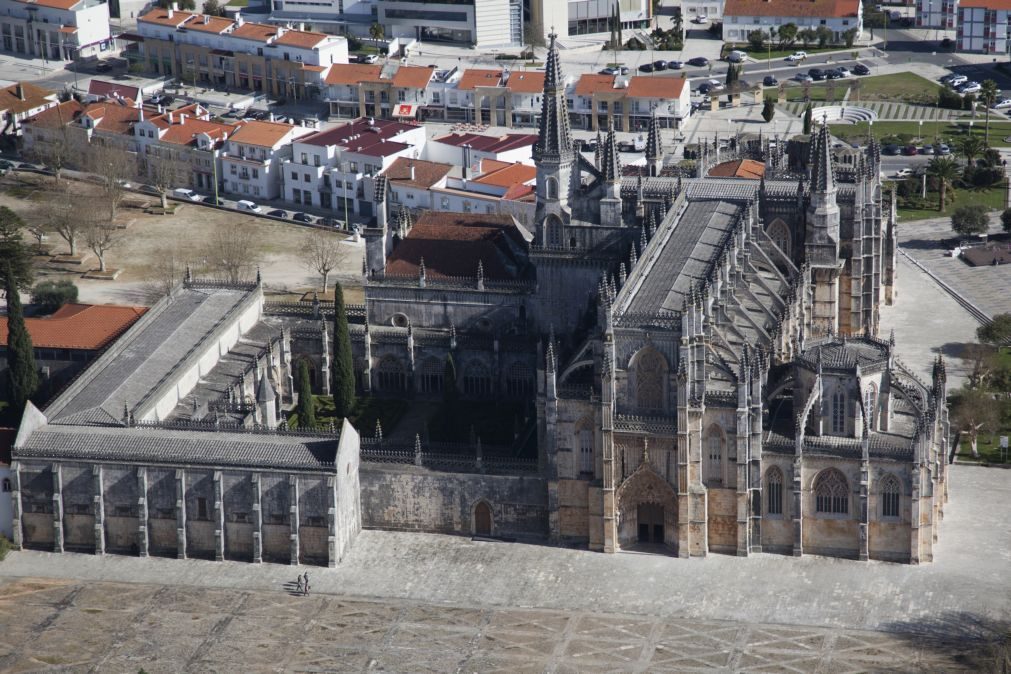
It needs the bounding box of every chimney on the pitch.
[166,7,173,18]
[139,107,144,121]
[203,14,210,24]
[409,162,415,181]
[269,112,275,122]
[236,13,244,26]
[158,104,164,114]
[298,22,305,31]
[168,111,173,123]
[15,83,24,101]
[180,113,186,123]
[171,1,179,9]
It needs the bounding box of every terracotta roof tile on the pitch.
[474,162,536,188]
[274,30,328,48]
[83,101,142,134]
[227,119,298,147]
[0,82,56,116]
[457,69,503,90]
[0,304,146,351]
[87,79,140,102]
[433,132,537,153]
[383,157,452,189]
[575,74,617,96]
[385,211,528,280]
[625,76,687,99]
[138,7,195,27]
[505,71,545,93]
[16,0,81,10]
[324,63,383,85]
[392,66,435,89]
[724,0,859,18]
[960,0,1011,7]
[231,22,279,42]
[300,117,419,152]
[708,158,765,180]
[159,117,238,146]
[25,100,83,128]
[185,15,235,33]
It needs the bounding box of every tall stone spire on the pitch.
[809,122,835,195]
[601,118,620,184]
[599,118,623,225]
[645,112,663,177]
[805,119,841,337]
[533,30,574,164]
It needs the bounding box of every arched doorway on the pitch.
[474,501,492,536]
[615,463,678,553]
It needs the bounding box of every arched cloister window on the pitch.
[831,386,847,435]
[864,383,878,431]
[814,468,849,515]
[419,357,443,394]
[463,361,492,397]
[633,348,667,411]
[881,473,900,519]
[576,418,594,475]
[704,425,724,486]
[505,361,534,397]
[376,356,407,392]
[545,214,563,248]
[766,466,783,515]
[545,176,558,200]
[767,218,791,258]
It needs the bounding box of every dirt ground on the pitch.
[1,172,365,307]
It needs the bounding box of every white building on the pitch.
[221,120,315,201]
[722,0,863,45]
[0,82,58,136]
[424,131,537,171]
[377,0,523,47]
[533,0,652,44]
[682,0,726,22]
[915,0,955,30]
[955,0,1011,54]
[0,0,113,62]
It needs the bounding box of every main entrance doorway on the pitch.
[637,503,665,544]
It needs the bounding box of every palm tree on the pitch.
[979,79,1000,145]
[960,135,985,165]
[369,22,385,43]
[926,156,961,211]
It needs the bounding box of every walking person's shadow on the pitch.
[283,579,305,596]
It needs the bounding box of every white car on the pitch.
[892,168,913,179]
[959,82,981,95]
[992,98,1011,110]
[727,49,748,63]
[785,51,808,62]
[236,200,262,213]
[693,14,708,23]
[947,75,968,87]
[835,66,851,77]
[173,187,201,201]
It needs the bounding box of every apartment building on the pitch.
[377,0,523,48]
[534,0,651,42]
[221,119,315,201]
[0,82,58,136]
[425,131,536,170]
[955,0,1011,54]
[385,157,454,211]
[569,73,692,131]
[281,117,425,216]
[130,6,348,99]
[722,0,863,44]
[916,0,956,29]
[322,63,436,120]
[0,0,112,63]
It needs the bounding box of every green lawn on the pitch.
[855,73,942,104]
[894,184,1006,221]
[767,83,846,103]
[830,120,1011,148]
[964,433,1011,464]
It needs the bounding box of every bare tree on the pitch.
[144,149,189,209]
[206,225,258,284]
[27,106,79,184]
[43,184,85,256]
[83,141,135,221]
[84,221,119,272]
[302,230,346,293]
[143,243,189,301]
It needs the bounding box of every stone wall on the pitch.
[360,465,548,540]
[707,487,737,553]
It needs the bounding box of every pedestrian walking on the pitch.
[303,582,310,597]
[295,574,303,592]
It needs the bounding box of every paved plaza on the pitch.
[0,465,1007,672]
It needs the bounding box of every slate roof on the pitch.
[16,425,338,470]
[622,200,742,315]
[432,132,537,153]
[87,79,140,102]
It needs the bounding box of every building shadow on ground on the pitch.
[881,611,1010,673]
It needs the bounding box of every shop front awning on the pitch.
[393,103,418,119]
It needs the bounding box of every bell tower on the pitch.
[805,122,842,336]
[533,30,575,243]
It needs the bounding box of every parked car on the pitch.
[785,51,808,62]
[991,98,1011,110]
[638,62,654,73]
[935,143,951,155]
[617,135,647,152]
[726,50,747,63]
[293,212,314,223]
[959,81,981,94]
[359,54,378,64]
[320,216,344,228]
[808,68,825,81]
[579,138,598,151]
[237,200,262,213]
[653,59,668,71]
[947,75,968,88]
[692,14,708,23]
[902,144,919,156]
[852,64,870,76]
[892,168,913,178]
[203,196,226,206]
[882,144,900,156]
[793,73,814,83]
[835,66,851,77]
[669,60,684,70]
[95,61,112,73]
[686,57,709,67]
[600,66,620,75]
[763,75,778,86]
[825,69,844,80]
[173,188,201,201]
[919,145,934,155]
[267,209,288,218]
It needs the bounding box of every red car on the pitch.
[902,144,919,156]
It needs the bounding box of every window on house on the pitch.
[291,171,298,180]
[314,155,320,167]
[766,467,783,515]
[440,196,450,208]
[865,384,877,430]
[302,190,312,205]
[304,173,310,182]
[814,469,849,514]
[253,186,260,196]
[293,191,302,204]
[350,161,358,172]
[345,181,353,190]
[252,169,259,179]
[881,474,900,518]
[301,152,307,163]
[230,165,237,175]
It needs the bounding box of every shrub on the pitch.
[0,535,9,562]
[31,279,78,313]
[1002,207,1011,233]
[937,87,963,110]
[951,203,990,236]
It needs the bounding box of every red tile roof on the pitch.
[25,100,83,128]
[724,0,859,18]
[626,76,687,99]
[505,71,545,93]
[959,0,1011,7]
[185,15,235,33]
[16,0,81,10]
[228,119,297,147]
[324,63,383,86]
[138,7,195,27]
[708,158,765,180]
[575,74,617,96]
[0,304,146,351]
[231,22,279,42]
[274,29,328,48]
[385,212,528,280]
[0,82,56,116]
[392,66,435,89]
[456,69,503,90]
[87,79,140,102]
[383,157,452,189]
[475,162,536,188]
[83,101,142,134]
[300,117,419,156]
[433,132,537,154]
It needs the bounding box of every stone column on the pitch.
[52,463,64,554]
[10,462,22,550]
[175,469,187,559]
[792,457,803,556]
[137,467,149,557]
[859,455,870,561]
[93,465,105,555]
[289,474,300,565]
[326,475,338,568]
[213,471,225,562]
[251,473,263,564]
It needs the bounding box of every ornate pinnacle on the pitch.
[185,264,192,283]
[476,260,485,290]
[889,328,896,346]
[375,419,383,441]
[256,266,262,285]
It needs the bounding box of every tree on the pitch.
[369,22,385,43]
[725,63,741,90]
[978,314,1011,346]
[145,150,189,210]
[960,135,986,166]
[43,186,85,257]
[331,281,356,419]
[31,279,78,313]
[951,386,999,458]
[158,0,194,8]
[778,23,797,48]
[302,230,345,294]
[747,29,766,51]
[0,207,32,291]
[143,243,188,301]
[82,142,133,223]
[927,156,960,211]
[202,0,223,15]
[761,98,776,123]
[85,222,119,273]
[803,103,813,135]
[206,226,258,284]
[798,28,817,48]
[4,262,38,416]
[672,11,683,40]
[980,79,1000,145]
[815,25,832,47]
[1003,208,1011,233]
[842,27,859,48]
[28,106,79,184]
[950,203,990,237]
[295,359,317,429]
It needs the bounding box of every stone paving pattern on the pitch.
[0,465,1007,672]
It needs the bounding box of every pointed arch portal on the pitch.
[615,464,678,553]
